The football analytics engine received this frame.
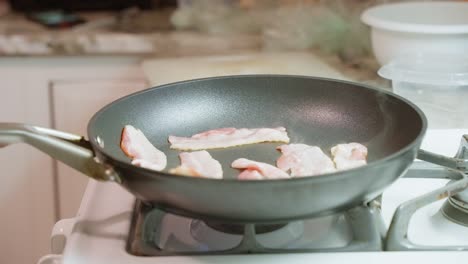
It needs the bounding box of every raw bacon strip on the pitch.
[120,125,167,171]
[237,169,264,180]
[231,158,290,180]
[331,143,368,170]
[170,151,223,179]
[276,144,336,177]
[168,127,290,151]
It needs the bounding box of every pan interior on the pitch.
[89,75,424,180]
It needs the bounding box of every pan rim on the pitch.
[88,74,427,183]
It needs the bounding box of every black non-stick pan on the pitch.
[1,75,459,224]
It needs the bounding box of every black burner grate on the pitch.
[126,200,385,256]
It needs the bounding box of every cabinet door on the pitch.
[51,79,147,219]
[0,77,55,264]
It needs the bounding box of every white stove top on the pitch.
[48,129,468,264]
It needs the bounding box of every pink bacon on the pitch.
[170,151,223,179]
[120,125,167,171]
[231,158,290,180]
[168,127,290,151]
[331,142,368,170]
[276,144,336,177]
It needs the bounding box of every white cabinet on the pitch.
[0,74,55,264]
[0,57,147,264]
[51,79,147,218]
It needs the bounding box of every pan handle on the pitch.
[0,123,119,182]
[417,135,468,172]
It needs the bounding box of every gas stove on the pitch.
[39,129,468,264]
[127,199,383,255]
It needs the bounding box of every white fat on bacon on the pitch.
[331,143,368,170]
[168,127,290,151]
[276,144,336,177]
[120,125,167,171]
[170,151,223,179]
[231,158,290,180]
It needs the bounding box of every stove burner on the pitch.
[190,219,304,250]
[441,188,468,227]
[440,134,468,227]
[126,200,384,256]
[386,166,468,251]
[203,222,287,235]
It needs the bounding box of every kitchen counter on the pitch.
[141,49,387,88]
[0,8,386,87]
[0,9,262,56]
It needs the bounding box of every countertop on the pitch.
[0,8,386,86]
[0,9,262,56]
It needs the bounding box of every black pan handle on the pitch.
[417,135,468,172]
[0,123,119,182]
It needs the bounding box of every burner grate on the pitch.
[386,135,468,251]
[127,201,385,256]
[386,173,468,250]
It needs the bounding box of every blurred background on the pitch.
[1,0,467,263]
[0,0,398,66]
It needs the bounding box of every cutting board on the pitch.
[141,52,347,86]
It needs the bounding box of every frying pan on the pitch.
[0,75,460,224]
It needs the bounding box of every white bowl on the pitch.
[361,1,468,65]
[378,54,468,128]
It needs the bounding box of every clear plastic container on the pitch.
[378,54,468,128]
